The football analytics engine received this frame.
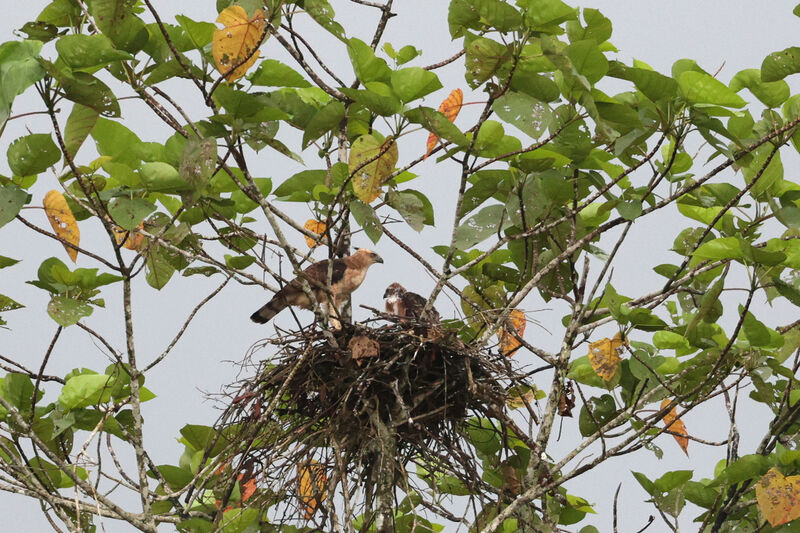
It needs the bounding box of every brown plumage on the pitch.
[383,282,440,323]
[251,249,383,324]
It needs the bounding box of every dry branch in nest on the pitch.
[209,313,534,527]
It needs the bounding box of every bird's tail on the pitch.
[250,298,285,323]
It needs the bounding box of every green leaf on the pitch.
[405,107,470,147]
[108,197,156,230]
[678,71,746,108]
[87,0,148,53]
[654,470,693,492]
[7,134,60,176]
[453,204,506,249]
[145,245,177,290]
[305,0,346,40]
[465,36,509,87]
[566,40,608,85]
[92,118,143,167]
[692,237,742,261]
[390,67,443,102]
[711,454,770,486]
[448,0,480,38]
[30,257,123,293]
[350,199,383,243]
[55,34,133,68]
[303,101,346,148]
[0,255,20,269]
[761,47,800,82]
[386,190,425,231]
[178,138,217,204]
[152,464,194,490]
[742,310,772,347]
[0,40,45,129]
[220,508,259,533]
[742,144,782,198]
[730,68,790,108]
[348,37,391,83]
[524,0,577,27]
[653,331,690,351]
[47,295,93,326]
[617,199,642,221]
[175,15,215,49]
[63,104,99,161]
[273,169,327,201]
[224,255,255,269]
[140,162,187,192]
[493,92,552,139]
[0,186,29,228]
[59,374,115,409]
[42,63,120,117]
[249,59,311,87]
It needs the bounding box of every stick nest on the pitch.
[213,316,529,524]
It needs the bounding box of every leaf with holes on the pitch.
[588,331,625,382]
[212,6,266,82]
[43,190,80,262]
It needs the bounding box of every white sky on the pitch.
[1,1,799,531]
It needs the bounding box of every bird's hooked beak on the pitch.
[372,252,384,264]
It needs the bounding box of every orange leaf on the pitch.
[212,6,265,82]
[240,475,257,503]
[304,219,327,248]
[440,88,464,122]
[424,88,463,159]
[498,309,526,357]
[756,468,800,527]
[112,222,144,251]
[587,331,625,382]
[43,190,80,262]
[660,398,689,456]
[297,460,327,520]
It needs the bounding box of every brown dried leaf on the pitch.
[297,460,327,520]
[660,398,689,456]
[304,219,327,248]
[348,335,380,366]
[43,190,80,262]
[558,381,575,417]
[756,468,800,527]
[212,6,265,83]
[588,331,625,382]
[498,309,526,357]
[424,88,464,159]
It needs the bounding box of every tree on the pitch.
[2,0,800,531]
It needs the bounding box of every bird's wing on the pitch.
[403,291,439,321]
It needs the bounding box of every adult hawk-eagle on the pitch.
[251,249,383,323]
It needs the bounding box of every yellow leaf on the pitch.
[297,460,327,520]
[212,6,266,83]
[756,468,800,527]
[425,88,463,159]
[349,134,398,204]
[498,309,526,357]
[587,331,625,382]
[112,222,144,251]
[43,190,80,262]
[304,219,327,248]
[660,398,689,456]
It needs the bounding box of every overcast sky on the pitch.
[1,1,799,531]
